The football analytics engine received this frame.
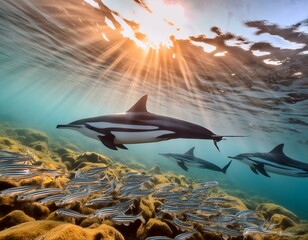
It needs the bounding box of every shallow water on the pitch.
[0,0,308,219]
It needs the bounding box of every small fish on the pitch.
[214,214,236,225]
[0,185,37,197]
[93,207,121,220]
[145,237,173,240]
[56,189,89,206]
[84,196,115,207]
[172,216,193,231]
[158,205,187,214]
[202,181,219,189]
[0,170,37,179]
[155,183,177,193]
[17,188,64,202]
[121,171,143,178]
[243,226,283,237]
[174,230,197,240]
[185,213,209,224]
[203,225,241,237]
[38,194,66,205]
[126,189,152,198]
[196,204,220,215]
[68,177,102,186]
[111,212,145,226]
[206,197,236,204]
[55,208,89,219]
[114,199,135,211]
[0,163,40,171]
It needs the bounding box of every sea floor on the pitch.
[0,121,307,240]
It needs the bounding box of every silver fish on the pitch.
[93,207,121,220]
[172,216,192,231]
[38,194,66,205]
[0,185,37,197]
[174,230,197,240]
[145,237,173,240]
[203,225,241,237]
[0,170,37,179]
[206,197,236,204]
[17,188,64,202]
[84,197,115,207]
[111,212,145,226]
[126,189,152,198]
[56,189,89,206]
[55,208,89,219]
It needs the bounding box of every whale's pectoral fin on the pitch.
[213,140,220,152]
[254,164,270,177]
[177,161,188,171]
[98,134,118,150]
[250,166,259,175]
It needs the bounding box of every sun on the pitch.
[104,0,189,52]
[135,1,187,50]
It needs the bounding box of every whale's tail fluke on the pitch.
[222,160,232,174]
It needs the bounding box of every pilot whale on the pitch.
[160,147,232,173]
[57,95,244,151]
[228,144,308,177]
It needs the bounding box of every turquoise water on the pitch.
[0,1,307,219]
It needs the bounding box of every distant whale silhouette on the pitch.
[160,147,232,173]
[228,144,308,177]
[57,95,244,151]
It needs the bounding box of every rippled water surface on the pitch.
[0,0,307,219]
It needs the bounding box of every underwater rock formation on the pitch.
[137,218,173,239]
[0,210,35,231]
[256,203,300,223]
[0,220,124,240]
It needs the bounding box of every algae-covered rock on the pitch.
[148,165,162,175]
[270,213,297,230]
[0,220,124,240]
[73,152,112,169]
[14,128,49,144]
[22,202,50,220]
[285,223,308,235]
[256,203,300,223]
[137,218,173,239]
[0,137,16,147]
[138,196,156,220]
[0,210,35,230]
[0,220,61,239]
[29,141,49,154]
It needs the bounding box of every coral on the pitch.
[148,165,162,175]
[285,223,308,235]
[14,128,49,145]
[137,218,173,239]
[256,203,300,223]
[138,196,156,220]
[0,220,124,240]
[0,210,35,230]
[270,213,297,230]
[73,152,112,169]
[22,202,50,220]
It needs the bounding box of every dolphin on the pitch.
[57,95,244,151]
[228,144,308,177]
[159,147,232,173]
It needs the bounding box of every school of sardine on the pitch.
[0,150,290,239]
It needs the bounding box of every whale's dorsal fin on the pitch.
[184,147,195,156]
[269,144,285,155]
[127,95,148,113]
